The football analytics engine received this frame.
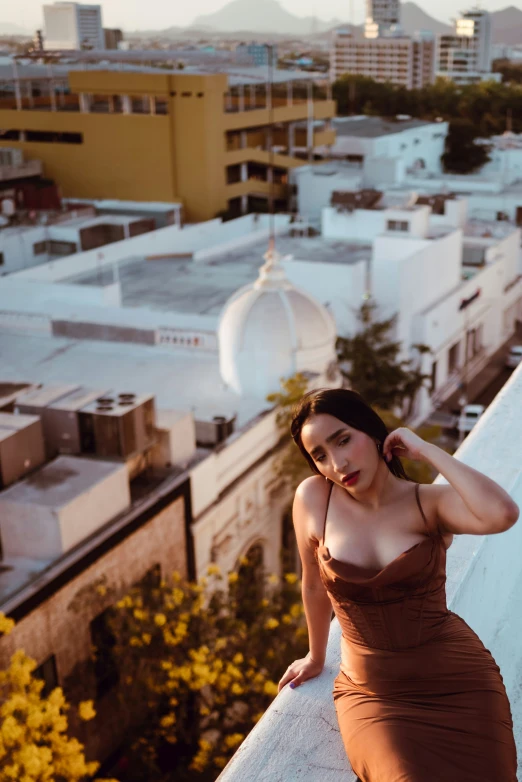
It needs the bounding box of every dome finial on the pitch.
[256,235,286,289]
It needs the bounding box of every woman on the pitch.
[277,388,519,782]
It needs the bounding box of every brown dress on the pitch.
[314,482,517,782]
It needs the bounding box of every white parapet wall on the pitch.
[218,363,522,782]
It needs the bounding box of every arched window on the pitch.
[235,543,264,621]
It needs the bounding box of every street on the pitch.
[424,329,522,450]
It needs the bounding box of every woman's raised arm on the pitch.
[383,427,520,536]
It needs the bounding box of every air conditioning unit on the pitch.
[44,387,111,455]
[0,147,23,167]
[195,414,236,447]
[78,392,156,459]
[0,412,46,488]
[15,384,80,458]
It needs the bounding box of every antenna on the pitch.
[267,42,275,251]
[507,107,513,133]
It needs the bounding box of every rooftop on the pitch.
[65,234,371,315]
[0,331,264,427]
[0,455,124,509]
[0,60,325,87]
[332,116,435,139]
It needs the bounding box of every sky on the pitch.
[8,0,519,32]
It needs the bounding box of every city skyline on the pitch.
[5,0,518,34]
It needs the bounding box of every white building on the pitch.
[365,0,400,37]
[437,8,498,85]
[330,28,435,88]
[0,213,339,592]
[308,116,448,201]
[321,191,522,418]
[0,198,183,275]
[43,2,105,51]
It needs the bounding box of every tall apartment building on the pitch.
[0,69,335,221]
[104,28,123,50]
[365,0,400,37]
[235,42,278,67]
[437,8,497,85]
[330,28,435,89]
[43,2,105,50]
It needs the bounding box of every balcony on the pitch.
[218,364,522,781]
[225,179,287,201]
[225,148,306,170]
[223,99,336,131]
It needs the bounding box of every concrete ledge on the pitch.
[218,363,522,781]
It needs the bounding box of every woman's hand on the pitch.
[383,427,430,463]
[277,652,324,692]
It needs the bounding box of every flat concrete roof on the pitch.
[0,61,324,86]
[0,455,124,508]
[333,116,435,139]
[0,331,265,427]
[66,233,370,314]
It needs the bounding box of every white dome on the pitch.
[218,245,337,397]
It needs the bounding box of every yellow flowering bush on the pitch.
[0,613,117,782]
[104,557,307,781]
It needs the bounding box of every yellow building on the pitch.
[0,69,336,222]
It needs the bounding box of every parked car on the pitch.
[458,404,486,433]
[506,345,522,370]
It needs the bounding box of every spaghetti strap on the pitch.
[414,483,436,538]
[321,480,334,545]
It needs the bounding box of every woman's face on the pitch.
[300,413,381,492]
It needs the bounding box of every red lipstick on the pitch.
[342,470,360,487]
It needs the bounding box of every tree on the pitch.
[0,613,116,782]
[336,299,431,417]
[442,118,491,174]
[331,73,522,136]
[97,565,308,781]
[266,372,311,488]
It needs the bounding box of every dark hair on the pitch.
[290,387,411,481]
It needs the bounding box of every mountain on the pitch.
[491,5,522,45]
[128,2,522,45]
[400,3,452,36]
[192,0,339,35]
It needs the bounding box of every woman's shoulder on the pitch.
[294,476,331,519]
[294,476,331,545]
[295,475,330,502]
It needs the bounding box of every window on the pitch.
[90,608,119,699]
[154,98,168,115]
[34,655,58,696]
[0,252,4,266]
[448,342,460,374]
[387,220,409,232]
[430,361,437,393]
[0,129,20,140]
[33,241,47,255]
[25,130,83,144]
[48,240,77,256]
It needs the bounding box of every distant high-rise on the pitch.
[43,2,105,50]
[365,0,400,37]
[331,28,435,89]
[104,28,123,50]
[437,8,495,84]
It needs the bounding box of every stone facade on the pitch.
[0,492,187,765]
